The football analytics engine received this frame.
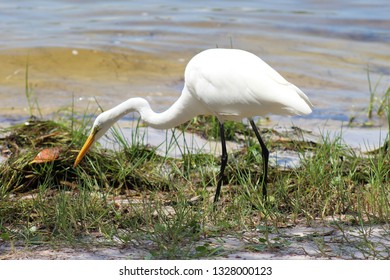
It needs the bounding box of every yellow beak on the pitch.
[73,133,95,167]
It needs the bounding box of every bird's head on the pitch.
[73,111,114,167]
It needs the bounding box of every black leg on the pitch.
[249,119,269,198]
[214,122,228,203]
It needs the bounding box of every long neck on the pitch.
[105,89,207,130]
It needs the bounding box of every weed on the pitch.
[0,112,389,259]
[179,115,247,141]
[350,70,390,126]
[24,62,42,118]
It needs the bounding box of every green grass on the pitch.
[179,115,248,142]
[1,110,389,259]
[349,70,390,127]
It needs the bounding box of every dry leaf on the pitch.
[30,147,61,164]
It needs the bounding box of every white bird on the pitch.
[74,48,313,203]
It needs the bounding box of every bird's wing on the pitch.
[184,49,312,117]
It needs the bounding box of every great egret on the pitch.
[74,48,313,202]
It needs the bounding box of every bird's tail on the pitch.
[292,84,313,115]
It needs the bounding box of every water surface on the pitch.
[1,0,389,132]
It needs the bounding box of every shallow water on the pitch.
[0,0,389,142]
